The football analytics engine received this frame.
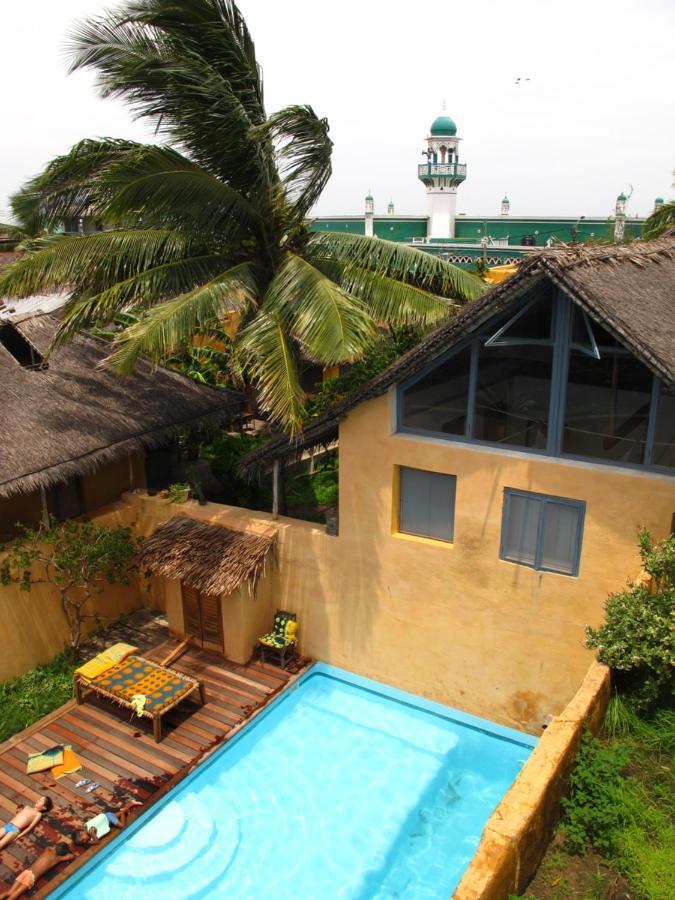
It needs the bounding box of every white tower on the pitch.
[365,192,374,238]
[654,197,664,214]
[387,199,395,216]
[614,192,627,242]
[418,107,466,240]
[501,194,510,216]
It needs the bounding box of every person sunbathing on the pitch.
[74,799,142,845]
[0,842,74,899]
[0,797,53,853]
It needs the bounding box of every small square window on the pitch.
[399,467,456,543]
[500,489,585,576]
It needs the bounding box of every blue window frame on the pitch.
[397,289,675,475]
[399,467,456,543]
[500,489,585,576]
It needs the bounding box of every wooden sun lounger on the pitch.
[74,655,207,742]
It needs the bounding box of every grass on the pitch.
[0,653,76,744]
[522,698,675,900]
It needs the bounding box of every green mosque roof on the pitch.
[430,115,457,136]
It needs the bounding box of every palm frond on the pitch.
[0,229,202,300]
[253,105,332,219]
[312,258,458,327]
[264,253,375,363]
[52,252,231,349]
[306,231,485,302]
[643,201,675,240]
[238,309,305,433]
[98,144,263,237]
[10,138,145,233]
[66,0,274,192]
[104,261,257,372]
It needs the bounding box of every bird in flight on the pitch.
[515,76,531,84]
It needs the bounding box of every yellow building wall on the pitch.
[0,454,153,684]
[126,389,674,734]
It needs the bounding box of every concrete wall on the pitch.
[454,661,611,899]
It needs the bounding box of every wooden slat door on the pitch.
[199,592,224,652]
[181,583,224,654]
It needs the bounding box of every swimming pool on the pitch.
[51,664,535,899]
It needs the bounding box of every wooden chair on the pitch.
[257,609,298,669]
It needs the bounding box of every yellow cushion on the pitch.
[103,643,138,664]
[285,620,298,644]
[75,643,138,681]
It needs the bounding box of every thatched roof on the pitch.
[0,314,239,500]
[137,516,276,595]
[242,235,675,474]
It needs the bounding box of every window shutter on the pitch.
[502,493,539,564]
[540,501,581,575]
[399,468,455,542]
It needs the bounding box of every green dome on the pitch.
[430,114,457,136]
[365,193,373,201]
[617,192,627,201]
[655,197,664,203]
[502,195,509,203]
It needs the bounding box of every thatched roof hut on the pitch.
[242,235,675,474]
[0,314,239,500]
[137,516,276,595]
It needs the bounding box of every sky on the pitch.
[1,0,673,224]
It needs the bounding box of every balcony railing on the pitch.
[417,163,467,179]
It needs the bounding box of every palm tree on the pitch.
[643,173,674,240]
[0,0,483,433]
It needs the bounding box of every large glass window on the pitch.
[563,352,653,464]
[473,345,552,449]
[397,290,673,475]
[500,489,585,576]
[399,467,456,543]
[400,347,471,435]
[652,386,675,469]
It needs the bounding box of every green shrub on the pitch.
[200,432,270,507]
[561,729,630,854]
[586,529,674,711]
[0,654,76,743]
[305,327,422,418]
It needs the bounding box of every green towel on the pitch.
[26,745,64,774]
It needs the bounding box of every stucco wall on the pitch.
[0,492,155,683]
[333,392,674,731]
[121,384,675,734]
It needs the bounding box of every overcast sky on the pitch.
[1,0,673,223]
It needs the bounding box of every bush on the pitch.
[0,654,76,743]
[586,529,674,711]
[305,326,422,418]
[561,729,630,854]
[200,432,270,507]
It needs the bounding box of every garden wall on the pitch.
[453,660,611,899]
[0,497,156,683]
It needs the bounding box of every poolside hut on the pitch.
[137,516,277,662]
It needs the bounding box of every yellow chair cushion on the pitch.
[75,643,138,681]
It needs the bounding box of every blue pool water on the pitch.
[52,664,535,899]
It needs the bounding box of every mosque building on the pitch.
[310,110,657,267]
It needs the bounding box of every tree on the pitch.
[0,0,484,434]
[643,172,674,239]
[0,519,140,660]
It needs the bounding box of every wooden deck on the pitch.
[0,631,310,897]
